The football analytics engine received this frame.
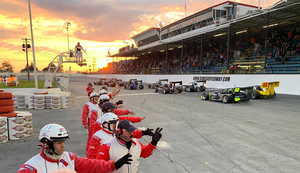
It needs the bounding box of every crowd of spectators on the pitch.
[99,26,300,74]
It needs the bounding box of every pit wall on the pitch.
[87,74,300,96]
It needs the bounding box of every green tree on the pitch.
[0,61,14,72]
[42,63,63,72]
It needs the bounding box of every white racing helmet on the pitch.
[39,123,69,142]
[101,113,119,132]
[90,92,99,103]
[99,94,110,106]
[99,89,108,95]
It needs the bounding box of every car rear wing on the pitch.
[170,81,182,85]
[260,81,279,95]
[159,79,168,82]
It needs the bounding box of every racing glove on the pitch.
[150,127,163,146]
[114,153,132,170]
[142,128,153,136]
[116,100,123,106]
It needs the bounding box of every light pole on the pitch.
[156,21,165,40]
[66,23,71,51]
[28,0,38,89]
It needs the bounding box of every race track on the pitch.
[1,76,300,173]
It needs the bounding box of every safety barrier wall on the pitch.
[87,74,300,96]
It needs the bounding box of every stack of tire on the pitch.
[44,95,52,109]
[0,90,17,143]
[50,95,61,109]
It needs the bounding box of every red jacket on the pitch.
[82,102,97,126]
[96,138,155,173]
[86,86,93,96]
[18,147,115,173]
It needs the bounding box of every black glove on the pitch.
[116,100,123,106]
[114,153,132,170]
[142,128,153,136]
[150,127,163,146]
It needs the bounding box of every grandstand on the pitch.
[103,0,300,75]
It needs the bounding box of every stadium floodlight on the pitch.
[156,21,165,41]
[213,33,226,37]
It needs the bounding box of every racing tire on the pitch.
[0,92,13,100]
[140,85,144,89]
[274,91,276,96]
[163,89,166,94]
[222,96,229,103]
[0,111,17,118]
[177,88,182,93]
[202,93,209,100]
[154,88,158,93]
[186,87,190,92]
[0,105,14,113]
[251,92,259,99]
[240,93,249,101]
[0,99,14,106]
[148,85,151,89]
[199,86,205,91]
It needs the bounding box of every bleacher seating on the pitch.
[265,57,300,74]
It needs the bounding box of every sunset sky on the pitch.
[0,0,278,73]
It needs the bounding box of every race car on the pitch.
[123,79,144,90]
[148,79,168,89]
[201,87,250,103]
[105,78,117,86]
[251,81,279,99]
[184,80,206,92]
[94,78,106,85]
[154,81,183,94]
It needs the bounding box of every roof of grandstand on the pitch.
[109,0,300,58]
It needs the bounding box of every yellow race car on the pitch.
[251,81,279,99]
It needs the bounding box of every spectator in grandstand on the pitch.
[275,50,280,65]
[297,43,300,58]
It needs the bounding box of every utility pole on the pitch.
[93,57,96,73]
[22,38,31,81]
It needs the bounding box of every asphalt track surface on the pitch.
[1,76,300,173]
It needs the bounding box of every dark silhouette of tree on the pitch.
[20,62,38,72]
[0,61,14,72]
[41,63,63,72]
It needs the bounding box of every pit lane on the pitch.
[1,76,300,173]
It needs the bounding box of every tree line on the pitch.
[0,61,63,73]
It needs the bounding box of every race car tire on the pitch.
[148,85,151,89]
[202,93,209,100]
[163,89,166,94]
[140,85,144,89]
[0,99,14,106]
[186,87,190,92]
[199,86,205,91]
[222,96,229,103]
[0,111,17,118]
[0,92,13,99]
[251,92,259,99]
[154,88,158,93]
[274,91,276,96]
[0,105,15,113]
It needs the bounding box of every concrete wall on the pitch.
[87,74,300,95]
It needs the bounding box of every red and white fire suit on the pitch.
[82,101,100,152]
[87,128,142,159]
[96,138,156,173]
[18,148,115,173]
